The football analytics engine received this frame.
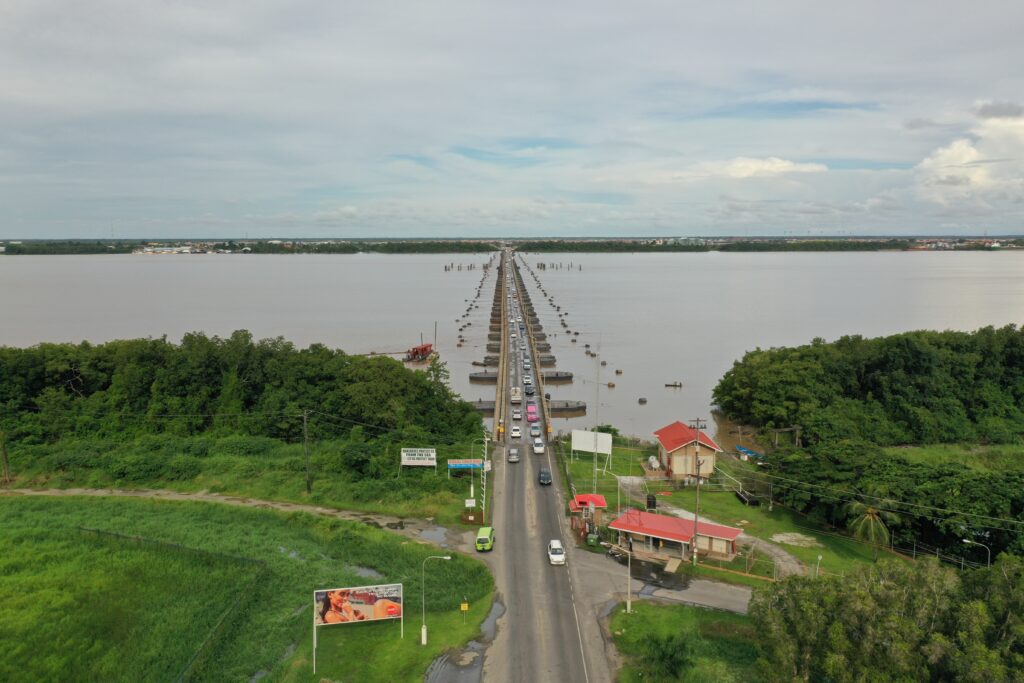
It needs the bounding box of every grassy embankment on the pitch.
[560,440,876,579]
[0,495,493,682]
[11,435,487,528]
[610,602,758,682]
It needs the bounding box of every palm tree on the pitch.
[846,494,900,561]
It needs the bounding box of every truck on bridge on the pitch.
[510,387,522,404]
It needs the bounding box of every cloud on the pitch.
[975,100,1024,119]
[904,117,940,130]
[683,157,828,180]
[916,118,1024,205]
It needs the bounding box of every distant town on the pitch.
[1,235,1022,255]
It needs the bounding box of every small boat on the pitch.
[665,381,683,388]
[638,397,648,404]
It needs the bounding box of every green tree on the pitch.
[845,494,899,560]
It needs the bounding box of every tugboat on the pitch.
[403,343,434,363]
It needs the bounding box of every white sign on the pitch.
[571,429,612,455]
[465,498,476,508]
[401,448,437,467]
[484,460,492,472]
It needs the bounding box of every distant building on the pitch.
[653,421,722,481]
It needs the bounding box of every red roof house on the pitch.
[608,508,741,559]
[653,421,722,481]
[569,493,608,512]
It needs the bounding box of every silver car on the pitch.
[508,448,520,463]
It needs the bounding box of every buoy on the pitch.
[601,360,607,366]
[571,338,577,343]
[638,398,647,404]
[607,382,616,388]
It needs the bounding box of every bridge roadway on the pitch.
[482,249,609,683]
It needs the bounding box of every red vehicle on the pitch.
[526,405,539,423]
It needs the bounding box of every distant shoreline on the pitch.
[1,237,1021,255]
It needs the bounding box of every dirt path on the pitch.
[617,476,806,577]
[1,487,474,551]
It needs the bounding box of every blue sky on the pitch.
[1,1,1023,238]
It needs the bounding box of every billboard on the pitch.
[571,429,612,455]
[314,583,403,626]
[401,448,437,467]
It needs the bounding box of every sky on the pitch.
[2,1,1024,239]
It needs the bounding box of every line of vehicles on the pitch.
[475,262,563,565]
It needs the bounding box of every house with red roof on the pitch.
[608,508,741,560]
[653,421,722,482]
[568,493,608,538]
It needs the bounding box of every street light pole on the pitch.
[962,538,992,567]
[815,554,823,578]
[689,418,707,567]
[421,555,452,645]
[626,548,633,614]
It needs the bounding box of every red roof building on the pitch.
[569,493,608,512]
[608,508,741,559]
[653,421,722,481]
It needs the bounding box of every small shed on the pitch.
[654,421,723,482]
[569,493,608,536]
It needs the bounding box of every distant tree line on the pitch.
[2,241,139,255]
[517,240,709,252]
[717,238,911,251]
[248,240,499,254]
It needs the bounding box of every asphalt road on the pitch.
[481,252,608,683]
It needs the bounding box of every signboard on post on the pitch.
[571,430,612,455]
[464,498,476,508]
[313,583,404,674]
[401,448,437,469]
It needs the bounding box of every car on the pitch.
[512,409,522,420]
[533,439,545,455]
[475,527,495,552]
[510,425,521,438]
[523,376,532,385]
[524,385,535,396]
[538,467,552,484]
[520,343,526,350]
[507,447,520,463]
[530,425,541,438]
[547,540,566,565]
[511,332,517,339]
[523,362,532,371]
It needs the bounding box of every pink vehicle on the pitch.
[526,405,539,423]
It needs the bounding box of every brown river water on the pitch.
[2,251,1023,441]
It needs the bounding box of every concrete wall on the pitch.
[659,443,717,479]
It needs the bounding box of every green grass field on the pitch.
[12,439,487,527]
[610,602,758,682]
[0,496,492,682]
[884,442,1024,471]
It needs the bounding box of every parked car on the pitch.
[510,425,521,438]
[547,539,566,565]
[538,467,552,485]
[507,447,520,463]
[475,527,495,552]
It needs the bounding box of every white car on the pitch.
[523,376,532,385]
[510,425,521,438]
[547,540,566,565]
[532,439,545,455]
[512,409,522,421]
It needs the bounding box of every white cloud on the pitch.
[916,118,1024,205]
[685,157,828,180]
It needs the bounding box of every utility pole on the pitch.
[689,418,707,566]
[302,410,313,495]
[0,430,11,485]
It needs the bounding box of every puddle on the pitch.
[419,526,449,547]
[350,565,384,580]
[424,598,504,683]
